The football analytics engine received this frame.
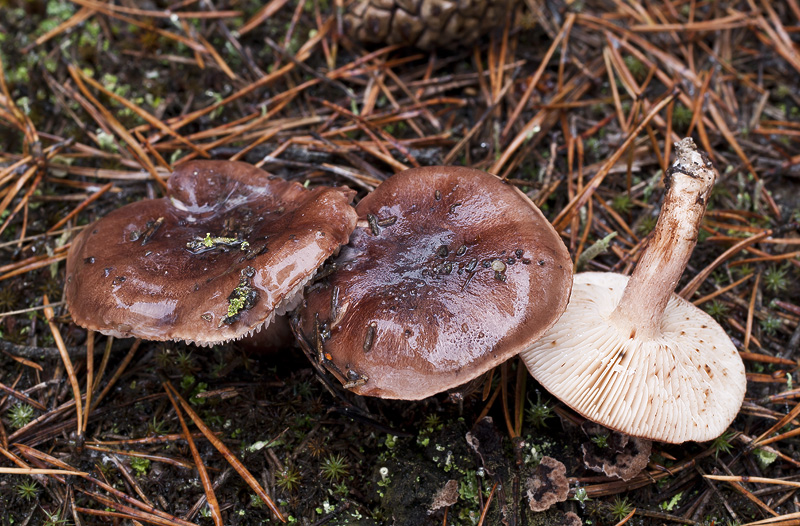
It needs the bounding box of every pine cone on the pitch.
[343,0,518,50]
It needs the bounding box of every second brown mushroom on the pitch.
[294,165,572,399]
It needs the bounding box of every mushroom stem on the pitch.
[609,138,717,338]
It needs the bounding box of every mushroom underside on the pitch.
[522,272,746,443]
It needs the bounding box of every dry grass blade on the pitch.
[744,273,761,352]
[68,0,206,52]
[0,381,46,411]
[164,384,223,526]
[613,507,636,525]
[751,400,800,448]
[744,513,800,525]
[84,445,197,470]
[82,331,94,435]
[67,65,166,190]
[678,231,772,299]
[706,101,780,217]
[491,57,602,176]
[43,295,83,439]
[75,507,196,526]
[78,489,200,526]
[0,165,37,234]
[692,273,753,306]
[90,339,141,411]
[74,69,209,158]
[239,0,292,35]
[475,480,500,526]
[46,181,113,234]
[501,14,575,141]
[21,6,95,52]
[705,475,800,490]
[15,443,200,525]
[551,88,678,231]
[0,467,86,475]
[69,1,241,19]
[163,381,285,523]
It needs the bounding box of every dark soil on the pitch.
[1,0,800,525]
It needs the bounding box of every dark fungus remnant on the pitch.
[465,417,508,479]
[521,138,746,443]
[525,456,569,512]
[344,0,519,50]
[65,160,357,346]
[581,422,652,481]
[428,479,459,513]
[295,165,572,400]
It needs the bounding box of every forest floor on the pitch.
[1,0,800,524]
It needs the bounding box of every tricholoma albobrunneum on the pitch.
[65,160,358,346]
[295,165,572,399]
[520,138,746,444]
[66,161,573,401]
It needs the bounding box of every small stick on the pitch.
[163,381,285,523]
[43,295,83,440]
[164,386,223,526]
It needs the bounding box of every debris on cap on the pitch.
[521,138,746,443]
[65,160,357,346]
[296,165,572,399]
[344,0,519,49]
[581,423,652,481]
[526,456,569,512]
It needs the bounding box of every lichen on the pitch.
[186,232,248,254]
[220,266,257,325]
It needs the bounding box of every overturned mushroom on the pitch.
[65,160,357,346]
[344,0,519,50]
[295,165,572,399]
[520,138,746,443]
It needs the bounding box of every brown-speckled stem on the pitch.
[608,138,717,338]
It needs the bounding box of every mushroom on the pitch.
[343,0,519,50]
[64,160,357,346]
[294,165,572,399]
[520,138,746,443]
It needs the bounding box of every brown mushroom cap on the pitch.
[296,165,572,399]
[65,160,357,345]
[520,139,746,443]
[343,0,519,50]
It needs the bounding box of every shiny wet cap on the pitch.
[65,160,357,345]
[296,166,572,399]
